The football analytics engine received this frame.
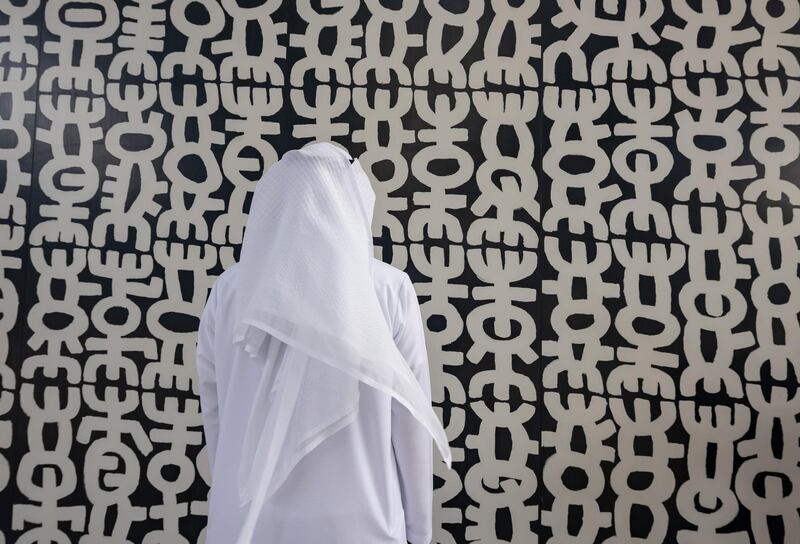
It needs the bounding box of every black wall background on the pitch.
[1,1,799,543]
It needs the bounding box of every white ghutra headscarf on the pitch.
[232,142,452,541]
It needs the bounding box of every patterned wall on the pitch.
[1,1,798,543]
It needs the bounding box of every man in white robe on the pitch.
[195,142,451,544]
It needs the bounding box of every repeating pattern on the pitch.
[0,1,797,543]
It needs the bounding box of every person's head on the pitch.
[246,141,375,257]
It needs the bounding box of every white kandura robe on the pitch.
[196,259,435,544]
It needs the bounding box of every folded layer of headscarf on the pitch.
[231,142,452,543]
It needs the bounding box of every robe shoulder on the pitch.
[370,258,417,338]
[217,261,241,283]
[370,257,410,287]
[203,263,241,313]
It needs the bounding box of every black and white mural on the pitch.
[1,1,798,542]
